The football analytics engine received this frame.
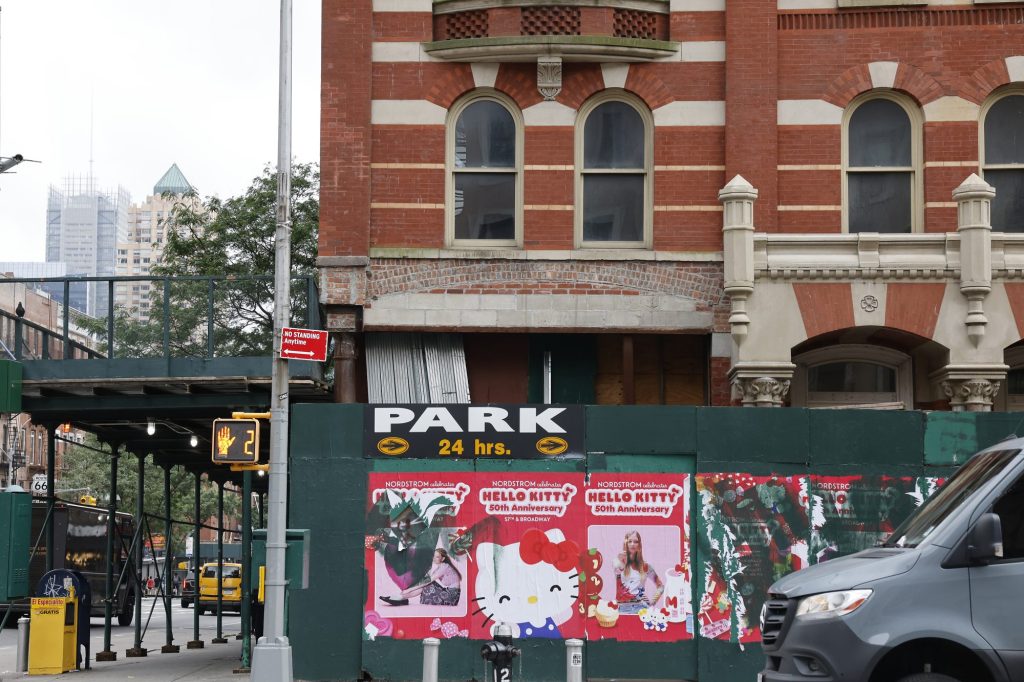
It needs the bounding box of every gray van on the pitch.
[760,439,1024,682]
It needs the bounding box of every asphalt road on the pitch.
[0,598,248,680]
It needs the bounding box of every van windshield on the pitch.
[885,448,1019,548]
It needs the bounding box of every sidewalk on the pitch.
[0,642,247,681]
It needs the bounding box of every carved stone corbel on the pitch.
[932,364,1007,412]
[537,57,562,101]
[719,176,758,344]
[729,362,795,407]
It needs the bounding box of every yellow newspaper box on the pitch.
[28,594,77,674]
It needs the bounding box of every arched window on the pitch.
[843,94,921,233]
[446,92,522,247]
[792,345,912,409]
[576,93,652,247]
[981,91,1024,232]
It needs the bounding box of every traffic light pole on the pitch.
[251,0,293,679]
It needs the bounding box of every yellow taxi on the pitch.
[196,562,243,615]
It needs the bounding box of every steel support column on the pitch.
[236,471,253,672]
[96,448,119,662]
[213,481,227,644]
[187,472,204,649]
[126,453,147,657]
[45,426,55,573]
[161,464,179,653]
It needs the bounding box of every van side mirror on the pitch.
[968,513,1004,564]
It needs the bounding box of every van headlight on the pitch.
[795,590,872,621]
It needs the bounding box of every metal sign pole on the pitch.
[251,0,293,679]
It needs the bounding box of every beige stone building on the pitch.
[115,164,197,320]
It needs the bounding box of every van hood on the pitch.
[769,548,920,599]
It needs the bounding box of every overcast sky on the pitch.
[0,1,321,262]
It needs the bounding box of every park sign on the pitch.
[365,404,584,459]
[278,327,329,362]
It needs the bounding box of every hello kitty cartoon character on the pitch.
[474,528,580,638]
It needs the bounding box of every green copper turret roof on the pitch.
[153,163,193,195]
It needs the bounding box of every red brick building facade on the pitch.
[320,0,1024,411]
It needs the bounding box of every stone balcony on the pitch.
[424,0,677,62]
[751,232,1024,281]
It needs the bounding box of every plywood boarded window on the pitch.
[595,334,706,405]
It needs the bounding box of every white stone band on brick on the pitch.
[923,96,981,122]
[778,0,835,8]
[653,101,726,126]
[678,42,726,62]
[371,42,436,62]
[523,101,577,126]
[777,205,842,211]
[670,0,724,10]
[372,0,431,11]
[777,100,843,126]
[371,100,447,125]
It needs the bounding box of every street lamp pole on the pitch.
[251,0,293,679]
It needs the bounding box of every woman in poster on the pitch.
[614,530,664,615]
[380,548,462,607]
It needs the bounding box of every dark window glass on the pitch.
[887,449,1019,548]
[992,475,1024,559]
[584,102,644,169]
[849,172,912,233]
[849,99,911,167]
[455,101,515,169]
[808,362,896,393]
[986,169,1024,233]
[454,173,515,240]
[984,95,1024,165]
[1008,368,1024,395]
[583,175,644,242]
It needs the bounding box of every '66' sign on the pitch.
[365,404,583,459]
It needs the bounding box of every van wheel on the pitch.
[117,592,135,626]
[197,606,205,616]
[896,674,962,682]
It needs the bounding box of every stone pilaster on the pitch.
[953,174,995,346]
[719,175,757,345]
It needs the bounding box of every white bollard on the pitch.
[422,637,440,682]
[17,616,30,672]
[565,638,583,682]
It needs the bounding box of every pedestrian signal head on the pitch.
[211,418,260,464]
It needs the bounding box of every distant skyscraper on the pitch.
[45,176,130,317]
[115,164,197,320]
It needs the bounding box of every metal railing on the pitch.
[0,274,322,362]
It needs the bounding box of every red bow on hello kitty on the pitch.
[519,529,579,572]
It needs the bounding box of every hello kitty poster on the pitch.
[583,474,693,642]
[469,473,588,640]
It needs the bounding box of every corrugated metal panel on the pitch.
[365,332,470,403]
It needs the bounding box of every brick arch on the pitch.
[368,260,726,307]
[425,65,477,109]
[494,63,546,110]
[822,63,942,108]
[963,58,1014,105]
[558,63,605,109]
[623,68,673,111]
